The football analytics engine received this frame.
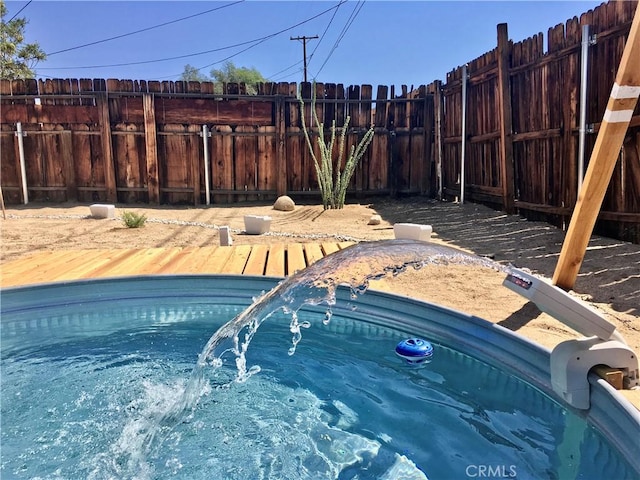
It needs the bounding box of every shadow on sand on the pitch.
[372,197,639,319]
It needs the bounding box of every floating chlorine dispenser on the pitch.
[395,338,434,364]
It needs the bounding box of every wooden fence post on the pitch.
[497,23,515,213]
[275,95,287,196]
[553,1,640,290]
[143,93,160,204]
[97,93,117,202]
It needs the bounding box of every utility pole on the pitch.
[290,35,318,82]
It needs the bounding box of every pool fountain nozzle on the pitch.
[503,268,639,409]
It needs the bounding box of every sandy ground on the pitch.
[1,197,639,404]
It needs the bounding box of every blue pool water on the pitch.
[2,273,638,480]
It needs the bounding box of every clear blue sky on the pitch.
[6,0,602,88]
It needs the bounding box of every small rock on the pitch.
[274,195,295,211]
[368,214,382,225]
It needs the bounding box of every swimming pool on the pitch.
[2,275,638,479]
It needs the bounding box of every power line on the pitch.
[39,1,345,79]
[266,60,304,82]
[313,0,366,79]
[166,2,347,79]
[7,0,32,22]
[268,1,343,84]
[306,0,344,67]
[38,37,266,70]
[45,0,245,56]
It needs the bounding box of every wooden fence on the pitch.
[436,0,640,242]
[0,79,432,205]
[1,0,639,243]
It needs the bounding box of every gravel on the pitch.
[6,213,363,242]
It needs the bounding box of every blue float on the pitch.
[395,338,433,364]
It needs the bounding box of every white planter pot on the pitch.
[393,223,432,241]
[244,215,272,235]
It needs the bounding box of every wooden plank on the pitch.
[45,249,129,281]
[275,95,287,196]
[361,84,373,128]
[265,244,286,277]
[0,104,99,124]
[421,90,434,195]
[286,126,303,191]
[219,244,252,274]
[60,131,77,201]
[71,126,97,203]
[94,248,170,276]
[190,124,201,206]
[97,93,117,202]
[238,125,258,201]
[0,243,334,287]
[321,242,340,256]
[553,1,640,290]
[395,127,411,191]
[410,128,425,192]
[165,246,219,274]
[303,243,325,266]
[2,250,100,286]
[76,248,153,278]
[374,85,388,127]
[244,244,269,275]
[348,85,361,127]
[189,246,234,274]
[286,243,307,275]
[314,82,324,129]
[593,365,624,390]
[1,250,69,280]
[154,98,272,125]
[497,23,515,213]
[369,129,388,191]
[258,125,277,194]
[131,247,185,274]
[160,124,196,204]
[211,125,234,203]
[42,127,70,201]
[152,246,202,274]
[113,123,145,203]
[143,93,160,204]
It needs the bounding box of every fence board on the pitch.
[211,125,234,203]
[234,125,258,201]
[112,123,144,203]
[286,126,304,192]
[159,124,199,204]
[2,0,638,244]
[257,126,277,194]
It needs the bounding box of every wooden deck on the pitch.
[0,242,355,288]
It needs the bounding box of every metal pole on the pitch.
[202,125,211,206]
[578,25,593,193]
[460,65,468,204]
[15,122,28,205]
[434,81,444,200]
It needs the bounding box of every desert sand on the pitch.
[1,197,639,404]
